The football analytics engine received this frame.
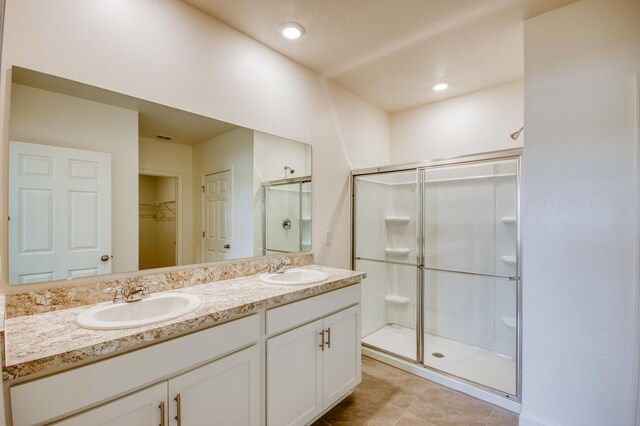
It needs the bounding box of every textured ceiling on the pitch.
[13,67,237,145]
[183,0,577,112]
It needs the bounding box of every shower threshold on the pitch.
[362,324,516,395]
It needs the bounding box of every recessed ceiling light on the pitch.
[281,22,305,40]
[431,81,450,91]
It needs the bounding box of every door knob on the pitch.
[223,244,231,249]
[101,255,111,262]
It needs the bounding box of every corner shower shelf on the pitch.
[385,248,411,256]
[501,216,517,225]
[385,295,410,305]
[501,255,517,265]
[501,317,517,329]
[385,216,411,224]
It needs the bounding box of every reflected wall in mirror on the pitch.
[7,67,312,285]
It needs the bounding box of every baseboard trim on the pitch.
[362,347,521,413]
[519,412,564,426]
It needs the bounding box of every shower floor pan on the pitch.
[362,324,516,395]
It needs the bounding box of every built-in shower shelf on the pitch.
[385,295,410,305]
[501,216,517,224]
[385,248,411,256]
[501,317,517,329]
[501,255,517,265]
[385,216,411,224]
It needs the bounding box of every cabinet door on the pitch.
[323,305,361,408]
[52,382,167,426]
[168,345,260,426]
[267,319,323,426]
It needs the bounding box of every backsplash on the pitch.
[5,253,313,318]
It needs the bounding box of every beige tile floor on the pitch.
[314,356,519,426]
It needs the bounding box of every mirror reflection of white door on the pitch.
[203,170,232,262]
[9,141,112,284]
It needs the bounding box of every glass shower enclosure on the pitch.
[353,150,521,399]
[263,178,312,255]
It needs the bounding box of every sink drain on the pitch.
[431,352,445,358]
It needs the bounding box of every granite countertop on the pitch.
[3,265,364,381]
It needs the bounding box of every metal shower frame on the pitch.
[262,176,312,255]
[350,148,523,402]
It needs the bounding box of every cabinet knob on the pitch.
[101,254,111,262]
[224,243,231,249]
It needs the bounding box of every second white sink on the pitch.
[260,269,329,285]
[77,293,202,330]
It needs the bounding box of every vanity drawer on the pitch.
[266,283,361,336]
[10,314,259,426]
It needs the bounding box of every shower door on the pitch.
[354,170,419,362]
[421,158,519,395]
[263,180,311,255]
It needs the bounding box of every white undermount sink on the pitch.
[76,293,202,330]
[260,269,329,285]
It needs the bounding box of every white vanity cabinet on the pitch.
[167,345,260,425]
[51,382,168,426]
[10,315,260,426]
[266,285,361,426]
[51,345,260,426]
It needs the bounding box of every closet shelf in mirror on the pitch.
[501,216,517,224]
[385,216,411,224]
[385,248,411,256]
[139,200,176,221]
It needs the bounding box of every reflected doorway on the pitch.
[139,174,178,270]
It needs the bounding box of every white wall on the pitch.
[253,131,312,182]
[193,127,254,261]
[254,131,312,255]
[139,137,194,266]
[390,80,524,163]
[9,83,139,274]
[521,0,640,425]
[0,0,390,288]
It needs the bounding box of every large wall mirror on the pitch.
[7,67,312,285]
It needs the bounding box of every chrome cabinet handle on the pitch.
[326,327,331,349]
[319,330,325,351]
[159,401,165,426]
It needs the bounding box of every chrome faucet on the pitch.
[268,258,291,274]
[104,281,156,303]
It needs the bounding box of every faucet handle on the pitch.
[268,261,278,274]
[141,280,158,297]
[104,286,126,303]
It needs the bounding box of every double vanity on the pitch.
[1,254,364,426]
